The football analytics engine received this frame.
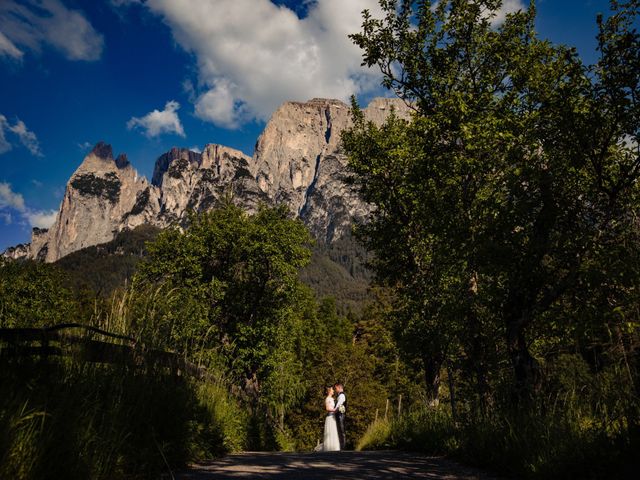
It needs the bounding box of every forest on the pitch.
[1,1,639,478]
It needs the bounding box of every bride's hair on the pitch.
[324,385,333,396]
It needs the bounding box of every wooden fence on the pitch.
[0,323,206,379]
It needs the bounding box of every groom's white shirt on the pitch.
[335,392,346,411]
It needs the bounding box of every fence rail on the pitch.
[0,323,206,379]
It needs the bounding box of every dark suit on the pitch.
[335,391,347,449]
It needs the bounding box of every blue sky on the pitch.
[0,0,616,251]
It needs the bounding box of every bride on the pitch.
[321,386,340,451]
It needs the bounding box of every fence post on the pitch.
[40,330,49,364]
[384,398,389,420]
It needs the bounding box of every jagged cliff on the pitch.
[41,143,159,262]
[5,97,411,262]
[152,143,267,226]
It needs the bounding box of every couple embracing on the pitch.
[321,383,347,451]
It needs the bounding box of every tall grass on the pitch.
[357,352,640,478]
[0,357,247,479]
[357,408,456,454]
[357,401,639,479]
[193,382,248,455]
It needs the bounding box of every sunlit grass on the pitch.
[357,398,638,479]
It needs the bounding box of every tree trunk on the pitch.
[245,372,261,406]
[467,272,491,413]
[613,324,635,390]
[506,317,540,401]
[446,360,457,423]
[424,354,443,406]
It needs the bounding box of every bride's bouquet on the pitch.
[338,405,346,414]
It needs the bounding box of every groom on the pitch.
[334,382,347,449]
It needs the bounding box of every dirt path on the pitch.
[176,450,501,479]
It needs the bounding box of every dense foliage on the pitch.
[128,202,418,450]
[345,0,640,477]
[1,202,420,477]
[55,224,161,296]
[0,259,76,328]
[299,233,372,315]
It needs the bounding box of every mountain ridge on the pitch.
[4,97,411,262]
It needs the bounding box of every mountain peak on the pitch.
[151,147,202,187]
[307,98,348,106]
[115,153,130,169]
[91,142,114,160]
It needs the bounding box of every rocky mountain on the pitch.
[5,97,411,262]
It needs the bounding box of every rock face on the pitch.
[152,144,267,226]
[40,143,159,262]
[253,97,410,242]
[5,98,411,262]
[3,242,31,261]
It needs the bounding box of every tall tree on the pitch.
[344,0,640,399]
[135,202,313,401]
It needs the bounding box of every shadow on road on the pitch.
[176,450,500,479]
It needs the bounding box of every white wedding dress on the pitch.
[322,396,340,451]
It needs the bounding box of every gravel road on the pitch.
[175,450,502,479]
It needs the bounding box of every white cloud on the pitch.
[430,0,526,27]
[8,119,42,156]
[194,80,245,129]
[0,117,11,155]
[125,0,384,129]
[78,141,93,150]
[0,0,104,62]
[189,146,202,154]
[0,31,23,59]
[127,100,186,138]
[25,209,57,229]
[0,182,57,229]
[0,182,26,211]
[488,0,527,26]
[0,114,42,156]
